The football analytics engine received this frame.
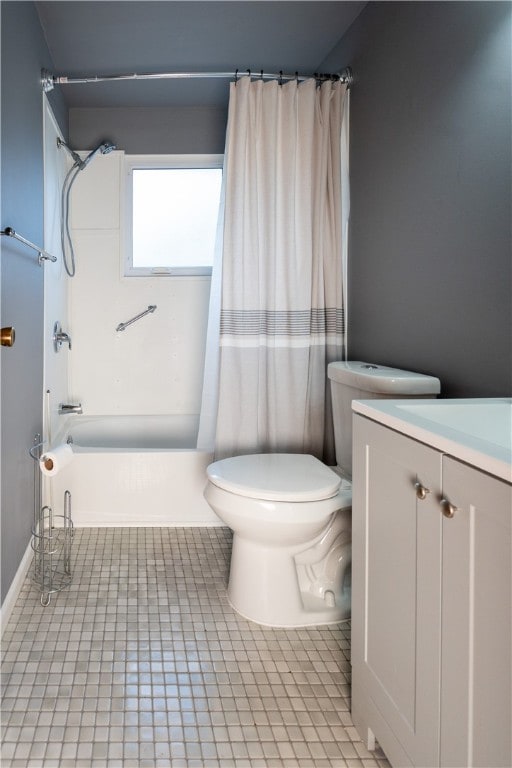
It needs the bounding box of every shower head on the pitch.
[100,140,116,155]
[81,140,117,169]
[57,137,116,170]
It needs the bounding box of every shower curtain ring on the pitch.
[247,68,251,79]
[260,70,264,80]
[279,71,283,86]
[234,69,239,83]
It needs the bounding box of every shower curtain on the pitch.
[198,75,349,462]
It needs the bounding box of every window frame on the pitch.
[123,154,223,278]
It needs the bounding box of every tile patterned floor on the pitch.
[1,527,389,767]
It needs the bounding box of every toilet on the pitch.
[204,361,441,627]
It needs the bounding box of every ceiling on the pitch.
[35,1,365,109]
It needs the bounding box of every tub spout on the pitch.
[59,403,82,415]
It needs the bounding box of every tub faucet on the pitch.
[58,403,82,415]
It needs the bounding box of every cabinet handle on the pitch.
[440,498,458,518]
[415,481,430,501]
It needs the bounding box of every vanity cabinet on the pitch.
[351,414,511,768]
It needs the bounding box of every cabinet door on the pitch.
[352,416,442,767]
[440,457,511,768]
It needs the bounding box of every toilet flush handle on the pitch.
[414,481,430,501]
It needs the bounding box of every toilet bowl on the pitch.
[204,361,441,628]
[205,453,352,627]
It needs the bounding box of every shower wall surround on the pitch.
[67,152,210,416]
[43,100,71,444]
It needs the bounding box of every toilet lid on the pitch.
[206,453,341,502]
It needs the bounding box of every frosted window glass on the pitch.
[132,168,222,269]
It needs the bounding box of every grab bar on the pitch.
[116,304,157,332]
[1,227,57,265]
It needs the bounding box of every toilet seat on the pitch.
[206,453,341,502]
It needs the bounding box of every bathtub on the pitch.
[49,414,220,526]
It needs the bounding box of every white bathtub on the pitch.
[50,414,220,526]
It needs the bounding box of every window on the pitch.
[125,155,223,276]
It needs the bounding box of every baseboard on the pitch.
[1,539,33,636]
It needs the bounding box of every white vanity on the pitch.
[351,398,511,768]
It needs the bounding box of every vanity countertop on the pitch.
[352,398,512,483]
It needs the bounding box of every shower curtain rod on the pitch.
[41,67,352,92]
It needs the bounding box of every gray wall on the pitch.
[321,1,512,396]
[69,106,227,154]
[1,2,66,603]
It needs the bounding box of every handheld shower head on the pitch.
[100,140,116,155]
[81,140,117,169]
[58,137,117,170]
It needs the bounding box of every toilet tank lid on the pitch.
[327,361,441,395]
[206,453,341,502]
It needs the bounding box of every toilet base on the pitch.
[228,586,351,628]
[227,508,351,628]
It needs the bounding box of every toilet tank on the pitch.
[327,361,441,477]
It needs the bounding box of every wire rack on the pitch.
[30,435,73,606]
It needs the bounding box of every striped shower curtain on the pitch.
[199,75,349,463]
